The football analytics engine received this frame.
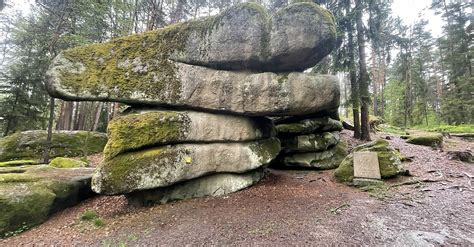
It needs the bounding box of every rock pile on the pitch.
[92,109,280,196]
[46,2,340,204]
[273,115,347,169]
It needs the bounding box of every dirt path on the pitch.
[1,132,473,246]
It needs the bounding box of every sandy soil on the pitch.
[1,130,473,246]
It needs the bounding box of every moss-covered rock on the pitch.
[276,116,343,136]
[104,109,275,160]
[369,115,384,132]
[280,131,340,153]
[334,139,403,183]
[406,132,443,147]
[127,168,265,206]
[46,2,335,91]
[0,160,39,167]
[0,130,107,162]
[92,138,280,195]
[46,2,339,117]
[0,165,94,237]
[280,142,347,169]
[48,157,88,168]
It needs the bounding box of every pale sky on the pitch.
[4,0,443,37]
[392,0,443,37]
[4,0,444,37]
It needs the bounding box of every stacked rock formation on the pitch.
[46,2,340,204]
[93,109,280,197]
[273,114,347,169]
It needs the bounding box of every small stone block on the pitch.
[353,152,381,179]
[353,178,384,187]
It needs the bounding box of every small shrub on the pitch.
[93,218,105,227]
[80,209,99,221]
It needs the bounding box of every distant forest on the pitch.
[0,0,472,139]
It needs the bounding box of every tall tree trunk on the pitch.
[371,48,378,116]
[4,89,20,136]
[344,73,349,118]
[346,1,361,139]
[55,101,65,130]
[381,52,386,118]
[92,102,103,131]
[356,0,371,141]
[43,97,55,163]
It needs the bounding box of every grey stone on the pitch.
[281,131,340,153]
[276,116,343,136]
[47,61,340,116]
[267,2,336,71]
[0,165,94,236]
[353,178,384,187]
[47,3,335,78]
[127,168,264,206]
[92,138,280,195]
[280,142,347,169]
[104,109,275,160]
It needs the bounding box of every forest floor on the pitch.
[1,130,473,246]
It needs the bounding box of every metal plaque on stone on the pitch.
[353,152,381,180]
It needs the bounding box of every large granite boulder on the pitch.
[46,2,335,78]
[0,165,94,236]
[92,138,280,195]
[47,61,340,116]
[0,130,107,162]
[405,132,443,148]
[334,139,403,182]
[127,168,264,206]
[104,110,275,160]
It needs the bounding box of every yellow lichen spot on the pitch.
[184,156,193,164]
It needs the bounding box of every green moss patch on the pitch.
[0,167,94,237]
[104,111,187,160]
[49,157,88,168]
[57,2,268,101]
[0,160,39,167]
[0,182,56,237]
[406,132,443,147]
[0,130,107,162]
